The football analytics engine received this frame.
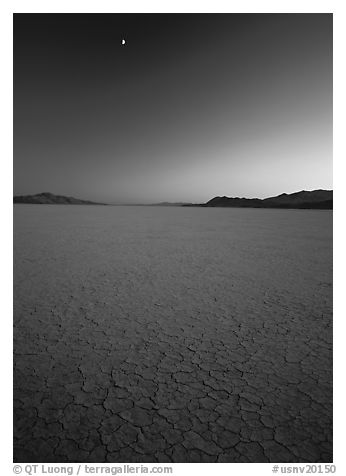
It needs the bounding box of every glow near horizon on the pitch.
[14,14,332,203]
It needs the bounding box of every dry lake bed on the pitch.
[13,205,333,463]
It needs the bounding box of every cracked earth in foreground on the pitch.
[14,206,332,463]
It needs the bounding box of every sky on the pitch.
[13,14,332,204]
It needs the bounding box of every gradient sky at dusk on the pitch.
[14,14,332,203]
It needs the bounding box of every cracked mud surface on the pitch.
[14,206,332,463]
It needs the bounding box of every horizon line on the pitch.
[13,188,333,206]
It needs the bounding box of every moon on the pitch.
[122,39,126,45]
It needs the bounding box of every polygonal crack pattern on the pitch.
[14,207,332,462]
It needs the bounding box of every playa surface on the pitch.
[13,205,332,463]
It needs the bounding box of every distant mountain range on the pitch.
[13,189,333,209]
[152,202,193,207]
[183,189,333,209]
[13,192,107,205]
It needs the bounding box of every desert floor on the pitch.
[13,205,332,462]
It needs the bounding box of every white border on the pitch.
[3,2,344,475]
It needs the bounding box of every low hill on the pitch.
[204,189,333,209]
[13,192,107,205]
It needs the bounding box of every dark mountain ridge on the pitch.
[13,192,107,205]
[184,189,333,209]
